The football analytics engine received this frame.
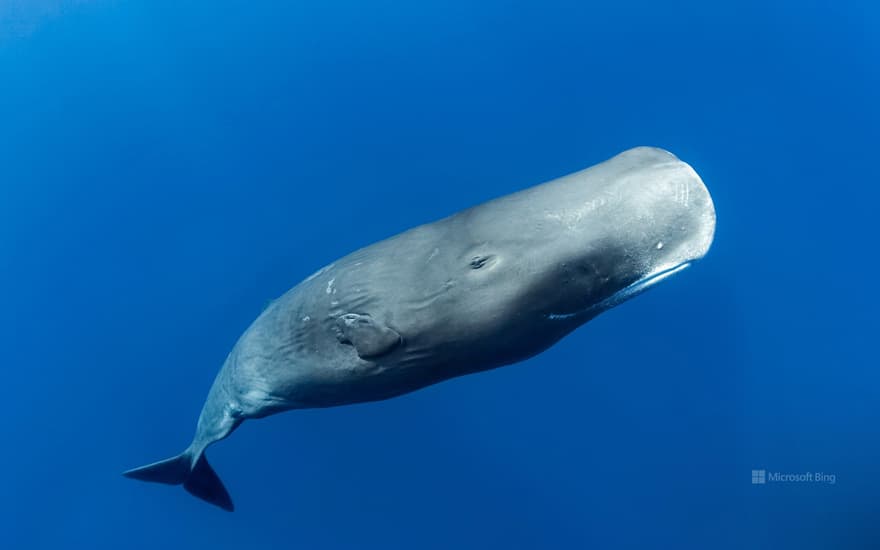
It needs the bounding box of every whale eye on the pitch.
[469,255,494,269]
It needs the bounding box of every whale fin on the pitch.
[183,455,233,511]
[123,453,191,485]
[335,313,401,358]
[123,452,234,511]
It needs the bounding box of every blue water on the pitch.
[2,1,878,548]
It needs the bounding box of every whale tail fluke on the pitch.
[182,454,233,511]
[123,451,234,512]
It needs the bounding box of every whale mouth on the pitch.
[591,261,692,313]
[621,261,691,299]
[546,261,694,321]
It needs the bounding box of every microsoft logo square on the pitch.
[752,469,766,484]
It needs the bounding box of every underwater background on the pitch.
[2,1,878,548]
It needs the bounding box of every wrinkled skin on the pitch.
[202,145,715,431]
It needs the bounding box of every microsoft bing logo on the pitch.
[749,469,836,485]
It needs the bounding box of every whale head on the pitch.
[461,147,716,323]
[573,147,717,315]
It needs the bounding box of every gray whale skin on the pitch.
[124,146,716,511]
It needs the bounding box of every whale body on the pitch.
[124,147,716,510]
